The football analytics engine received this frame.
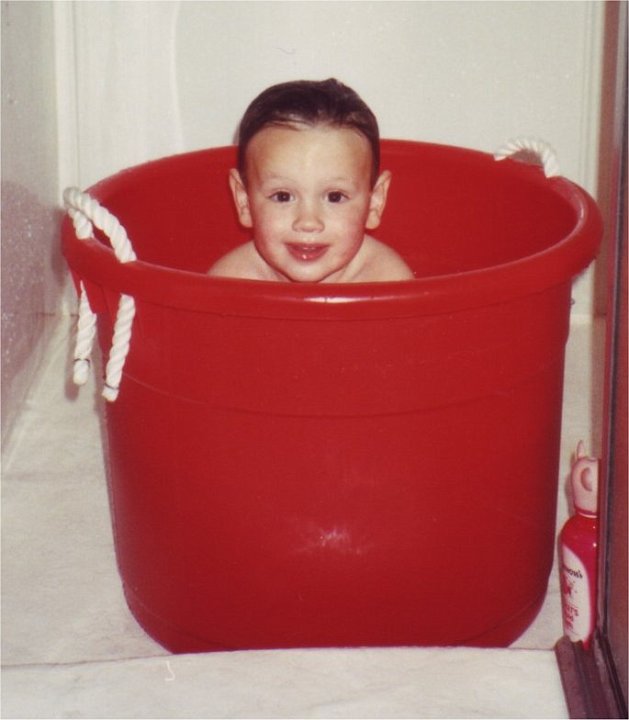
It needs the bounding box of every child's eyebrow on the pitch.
[259,173,359,188]
[260,172,293,183]
[326,176,362,189]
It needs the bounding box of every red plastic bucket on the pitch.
[62,140,601,651]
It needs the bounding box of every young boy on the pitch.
[208,79,414,283]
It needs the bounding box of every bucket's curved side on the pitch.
[98,281,571,651]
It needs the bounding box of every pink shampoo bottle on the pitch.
[559,441,599,649]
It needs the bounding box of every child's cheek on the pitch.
[341,204,371,233]
[252,205,281,235]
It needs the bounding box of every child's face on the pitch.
[230,124,390,282]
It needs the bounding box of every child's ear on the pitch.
[229,169,253,228]
[365,170,391,230]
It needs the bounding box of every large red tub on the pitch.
[62,140,601,652]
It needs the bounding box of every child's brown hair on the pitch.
[236,78,381,186]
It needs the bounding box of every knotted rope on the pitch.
[494,137,560,178]
[63,188,137,402]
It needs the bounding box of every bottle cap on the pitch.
[571,441,598,516]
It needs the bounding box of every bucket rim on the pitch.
[62,140,602,320]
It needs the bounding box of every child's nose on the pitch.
[293,201,324,233]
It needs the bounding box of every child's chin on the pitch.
[277,263,331,283]
[288,268,336,283]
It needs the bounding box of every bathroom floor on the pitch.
[2,314,603,718]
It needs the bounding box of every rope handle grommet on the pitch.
[493,137,560,178]
[63,187,138,402]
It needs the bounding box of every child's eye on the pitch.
[270,191,292,203]
[327,191,347,203]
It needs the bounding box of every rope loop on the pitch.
[72,280,96,386]
[493,137,560,178]
[63,187,138,402]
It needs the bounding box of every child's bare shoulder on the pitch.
[361,236,414,281]
[208,242,267,280]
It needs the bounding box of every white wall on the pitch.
[60,0,605,317]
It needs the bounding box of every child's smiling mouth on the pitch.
[286,243,329,262]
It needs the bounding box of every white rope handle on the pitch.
[73,280,97,386]
[63,187,137,402]
[493,137,560,178]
